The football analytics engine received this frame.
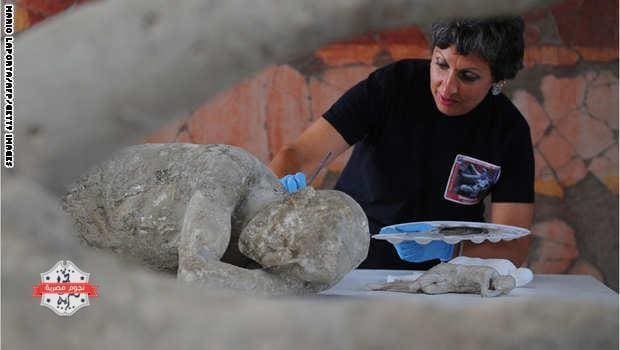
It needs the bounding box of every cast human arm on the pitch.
[460,202,533,266]
[269,117,351,179]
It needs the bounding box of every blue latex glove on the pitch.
[380,223,455,263]
[280,172,307,193]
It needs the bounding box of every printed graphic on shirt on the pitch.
[444,154,501,205]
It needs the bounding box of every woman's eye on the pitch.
[459,72,479,82]
[435,61,449,70]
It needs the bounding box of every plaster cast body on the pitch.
[63,143,369,295]
[368,263,516,297]
[449,256,533,287]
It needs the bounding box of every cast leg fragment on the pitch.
[177,190,234,282]
[176,191,311,295]
[414,272,454,295]
[485,275,516,297]
[177,191,232,264]
[180,258,313,295]
[368,270,457,294]
[479,268,501,297]
[368,263,516,297]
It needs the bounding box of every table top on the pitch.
[320,269,619,307]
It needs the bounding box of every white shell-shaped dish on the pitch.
[372,221,530,245]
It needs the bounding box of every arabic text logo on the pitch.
[32,260,98,316]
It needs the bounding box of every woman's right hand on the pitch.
[269,118,350,183]
[280,172,307,193]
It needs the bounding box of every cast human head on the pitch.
[430,16,525,82]
[238,187,369,286]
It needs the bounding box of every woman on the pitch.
[270,16,534,269]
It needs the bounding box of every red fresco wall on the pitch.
[17,0,619,290]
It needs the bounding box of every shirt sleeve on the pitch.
[491,116,535,203]
[323,66,389,145]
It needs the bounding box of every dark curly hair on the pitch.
[430,17,525,82]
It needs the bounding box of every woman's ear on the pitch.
[491,80,506,95]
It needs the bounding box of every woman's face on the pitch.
[430,45,494,116]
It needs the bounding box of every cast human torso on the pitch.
[63,143,283,271]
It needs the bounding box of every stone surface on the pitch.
[309,76,343,120]
[319,65,376,91]
[522,6,549,22]
[385,44,431,61]
[527,219,579,273]
[588,145,619,193]
[143,119,186,143]
[540,74,586,121]
[62,144,369,295]
[564,175,619,291]
[145,65,311,162]
[143,118,194,144]
[379,26,430,61]
[567,258,605,282]
[532,148,554,179]
[523,23,542,46]
[555,110,615,159]
[186,67,274,162]
[534,179,564,199]
[377,26,428,46]
[265,65,311,159]
[555,157,588,187]
[306,65,372,188]
[551,0,618,48]
[585,70,619,130]
[511,90,551,144]
[368,263,516,297]
[522,6,563,46]
[536,129,576,171]
[2,177,80,254]
[573,47,618,62]
[15,4,32,32]
[18,0,77,16]
[315,41,381,66]
[4,227,617,350]
[523,46,579,68]
[308,65,374,118]
[533,149,564,198]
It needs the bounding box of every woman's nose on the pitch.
[442,72,458,95]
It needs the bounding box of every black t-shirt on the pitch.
[323,59,534,269]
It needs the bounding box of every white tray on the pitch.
[372,221,530,245]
